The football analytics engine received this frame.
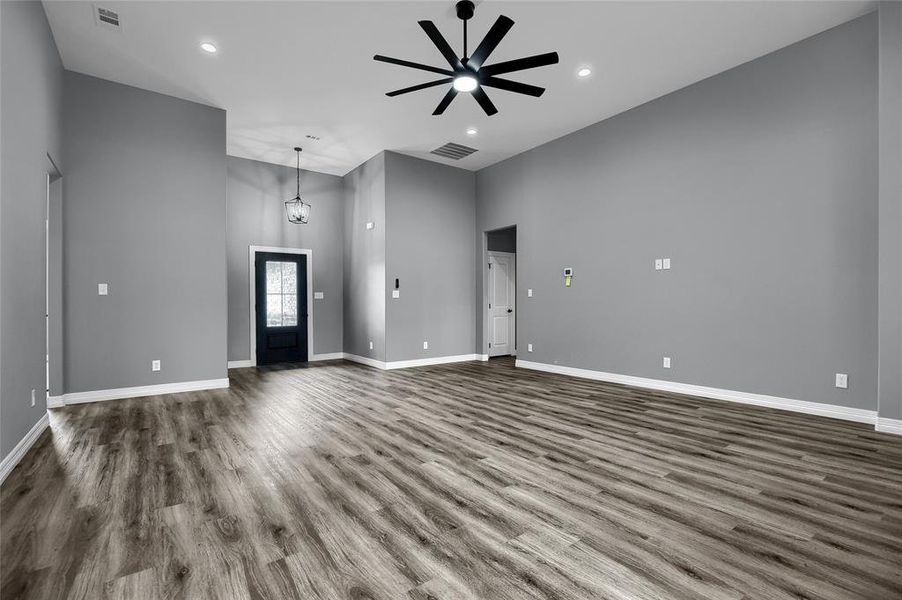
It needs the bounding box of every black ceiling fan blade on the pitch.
[472,86,498,116]
[479,52,559,77]
[386,78,454,97]
[481,77,545,97]
[374,55,456,77]
[467,15,515,70]
[418,20,464,70]
[433,87,458,115]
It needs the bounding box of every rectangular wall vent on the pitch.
[94,5,121,28]
[431,142,478,160]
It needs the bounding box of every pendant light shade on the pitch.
[285,147,311,224]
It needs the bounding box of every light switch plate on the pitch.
[98,283,109,295]
[527,343,533,352]
[392,290,400,299]
[369,341,374,350]
[835,373,848,389]
[527,288,533,297]
[663,258,671,270]
[314,291,324,300]
[152,359,161,372]
[663,356,671,369]
[423,341,428,350]
[655,259,663,271]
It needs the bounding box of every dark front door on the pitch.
[255,252,308,365]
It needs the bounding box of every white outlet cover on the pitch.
[369,341,374,350]
[527,288,533,297]
[366,221,375,230]
[527,343,533,352]
[423,341,428,349]
[835,373,848,389]
[392,290,400,298]
[152,360,161,372]
[663,356,671,368]
[663,258,671,270]
[98,283,109,295]
[314,291,324,300]
[654,259,663,270]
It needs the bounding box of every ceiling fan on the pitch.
[374,0,559,116]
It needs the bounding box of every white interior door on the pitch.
[487,252,516,357]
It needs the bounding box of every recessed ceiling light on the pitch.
[466,128,478,136]
[577,67,592,78]
[200,42,217,54]
[453,76,479,93]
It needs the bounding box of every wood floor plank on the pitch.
[2,357,901,599]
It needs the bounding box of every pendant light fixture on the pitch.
[285,147,310,224]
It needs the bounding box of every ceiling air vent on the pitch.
[94,5,121,29]
[431,142,478,160]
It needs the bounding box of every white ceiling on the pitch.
[44,1,874,175]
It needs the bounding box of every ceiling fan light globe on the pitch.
[453,75,479,92]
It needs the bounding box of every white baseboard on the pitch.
[343,353,484,370]
[477,354,489,361]
[385,354,482,370]
[47,395,65,409]
[1,413,50,484]
[343,353,388,369]
[228,359,254,369]
[876,417,902,435]
[49,378,230,407]
[312,352,344,361]
[515,360,878,425]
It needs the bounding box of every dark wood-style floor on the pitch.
[2,357,901,600]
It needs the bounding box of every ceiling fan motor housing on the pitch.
[456,1,475,21]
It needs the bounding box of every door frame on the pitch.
[484,249,517,358]
[248,245,313,366]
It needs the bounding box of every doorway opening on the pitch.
[249,246,313,366]
[484,226,517,358]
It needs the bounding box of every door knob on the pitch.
[507,308,513,313]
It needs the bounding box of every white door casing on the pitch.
[487,251,516,357]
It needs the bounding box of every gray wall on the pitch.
[343,153,386,360]
[0,1,63,457]
[878,1,902,422]
[476,14,878,411]
[62,72,227,393]
[226,156,344,361]
[385,152,476,362]
[487,227,517,253]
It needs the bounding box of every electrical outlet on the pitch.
[655,259,663,271]
[98,283,109,295]
[369,341,374,350]
[314,291,324,300]
[31,389,36,407]
[835,373,848,389]
[527,288,533,297]
[392,290,400,299]
[663,356,671,369]
[152,359,161,372]
[423,341,429,350]
[527,343,533,352]
[663,258,671,270]
[366,221,375,230]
